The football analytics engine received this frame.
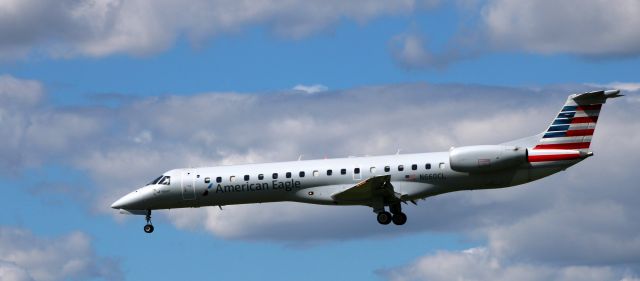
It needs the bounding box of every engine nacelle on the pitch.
[449,145,527,173]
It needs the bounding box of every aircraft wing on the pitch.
[332,175,400,203]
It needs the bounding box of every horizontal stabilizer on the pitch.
[573,89,622,104]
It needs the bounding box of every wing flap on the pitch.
[331,175,392,202]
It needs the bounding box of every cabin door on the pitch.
[181,170,196,200]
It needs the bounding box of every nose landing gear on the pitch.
[143,210,154,233]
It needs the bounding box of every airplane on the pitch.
[111,89,622,233]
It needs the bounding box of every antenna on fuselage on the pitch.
[396,149,402,155]
[298,154,304,161]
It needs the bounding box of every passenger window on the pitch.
[313,170,319,177]
[354,168,360,174]
[244,175,250,181]
[384,166,390,172]
[341,169,347,175]
[299,171,305,177]
[412,164,417,170]
[398,165,404,171]
[258,174,264,180]
[204,177,210,183]
[425,163,431,169]
[327,169,333,176]
[439,162,446,169]
[216,177,222,183]
[286,172,292,178]
[370,167,376,173]
[272,173,278,179]
[230,176,236,182]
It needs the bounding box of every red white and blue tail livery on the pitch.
[535,90,622,151]
[112,89,623,233]
[527,90,622,164]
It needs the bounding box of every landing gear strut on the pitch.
[143,209,154,233]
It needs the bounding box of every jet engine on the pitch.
[449,145,527,173]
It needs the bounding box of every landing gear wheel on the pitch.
[392,212,407,225]
[144,224,154,233]
[377,211,392,225]
[143,209,154,234]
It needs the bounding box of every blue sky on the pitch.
[1,1,640,281]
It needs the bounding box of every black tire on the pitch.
[144,224,154,233]
[377,212,392,225]
[392,212,407,225]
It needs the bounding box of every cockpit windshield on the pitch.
[147,176,163,186]
[159,176,170,185]
[146,175,171,186]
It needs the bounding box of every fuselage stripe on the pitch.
[548,125,570,132]
[543,132,567,138]
[533,142,591,150]
[565,129,595,137]
[571,116,598,123]
[528,154,582,162]
[576,104,602,111]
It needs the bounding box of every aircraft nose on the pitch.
[111,189,147,209]
[110,196,127,209]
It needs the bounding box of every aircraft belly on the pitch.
[199,189,285,206]
[527,161,577,182]
[392,181,440,199]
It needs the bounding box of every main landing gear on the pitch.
[143,209,154,233]
[376,203,407,226]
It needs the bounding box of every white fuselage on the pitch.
[112,151,580,211]
[110,89,619,232]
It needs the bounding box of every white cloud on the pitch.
[388,30,478,69]
[389,33,433,68]
[132,130,153,144]
[586,82,640,92]
[379,93,640,279]
[0,0,438,59]
[0,76,103,170]
[3,76,640,277]
[380,247,637,281]
[0,227,121,281]
[482,0,640,56]
[0,75,43,105]
[0,262,34,281]
[391,0,640,68]
[292,84,328,94]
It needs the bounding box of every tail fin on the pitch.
[533,89,622,152]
